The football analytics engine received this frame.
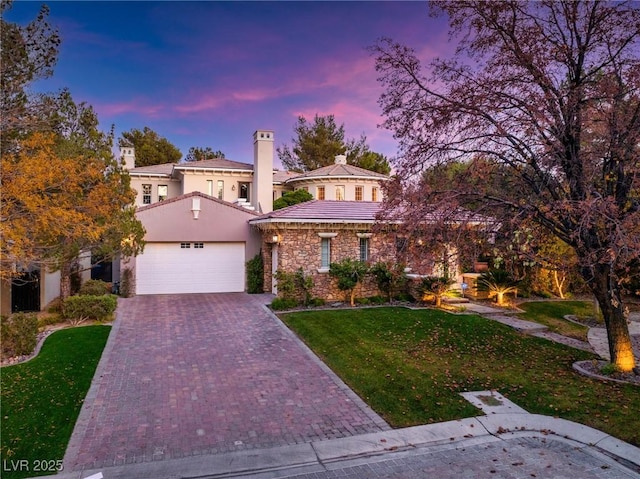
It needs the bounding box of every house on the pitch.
[120,130,403,297]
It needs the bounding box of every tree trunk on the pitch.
[60,262,72,300]
[587,265,636,372]
[435,295,442,307]
[553,271,566,299]
[350,289,356,307]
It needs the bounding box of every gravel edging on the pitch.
[573,360,640,386]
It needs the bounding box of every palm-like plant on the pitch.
[419,276,455,307]
[478,270,519,306]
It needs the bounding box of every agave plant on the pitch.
[477,270,519,306]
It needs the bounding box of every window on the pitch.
[372,186,378,202]
[142,184,152,204]
[317,186,325,200]
[194,242,204,249]
[180,243,191,248]
[217,180,224,200]
[207,180,213,196]
[158,185,168,201]
[335,185,345,201]
[359,237,369,261]
[321,238,331,269]
[355,186,363,201]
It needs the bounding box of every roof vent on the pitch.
[334,154,347,165]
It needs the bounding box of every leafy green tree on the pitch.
[119,126,181,166]
[329,258,369,306]
[0,0,60,154]
[373,1,640,371]
[273,189,313,210]
[277,114,390,174]
[370,261,407,302]
[185,146,226,162]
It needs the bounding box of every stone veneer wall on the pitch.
[259,224,409,301]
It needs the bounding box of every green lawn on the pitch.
[516,300,596,341]
[281,307,640,446]
[1,325,111,479]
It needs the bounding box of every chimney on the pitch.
[120,146,136,169]
[335,154,347,165]
[253,130,274,213]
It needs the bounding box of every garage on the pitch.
[136,242,245,295]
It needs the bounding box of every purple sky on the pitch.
[6,1,451,168]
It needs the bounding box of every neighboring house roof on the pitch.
[136,190,259,216]
[285,163,390,183]
[250,200,381,225]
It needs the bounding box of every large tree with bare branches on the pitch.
[372,1,640,371]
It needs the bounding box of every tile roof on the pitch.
[286,163,390,183]
[273,170,301,183]
[174,159,253,171]
[136,191,259,215]
[250,200,381,224]
[128,163,175,176]
[129,158,253,177]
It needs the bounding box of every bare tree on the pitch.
[372,1,640,371]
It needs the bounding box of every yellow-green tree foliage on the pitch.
[1,132,145,296]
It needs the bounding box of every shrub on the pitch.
[273,268,314,305]
[478,269,519,306]
[1,313,39,359]
[270,297,298,311]
[246,252,264,294]
[63,295,117,324]
[370,262,408,302]
[120,267,134,298]
[418,276,455,307]
[79,279,111,296]
[273,189,313,210]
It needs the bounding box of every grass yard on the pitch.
[516,300,596,341]
[1,325,111,479]
[281,307,640,446]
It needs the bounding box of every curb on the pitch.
[32,413,640,479]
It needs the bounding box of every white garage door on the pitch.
[136,242,245,295]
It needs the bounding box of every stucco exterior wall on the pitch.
[290,178,385,202]
[177,170,253,202]
[130,177,181,207]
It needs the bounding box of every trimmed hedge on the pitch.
[0,313,38,359]
[63,295,117,323]
[78,279,111,296]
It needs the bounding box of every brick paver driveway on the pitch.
[64,293,388,471]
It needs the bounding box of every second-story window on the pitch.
[142,184,152,204]
[335,185,345,201]
[372,186,378,202]
[317,186,325,200]
[158,185,168,201]
[217,180,224,200]
[355,186,363,201]
[207,180,213,196]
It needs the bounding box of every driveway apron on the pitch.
[64,293,389,471]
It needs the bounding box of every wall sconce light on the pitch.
[269,234,281,244]
[231,184,236,191]
[191,197,201,220]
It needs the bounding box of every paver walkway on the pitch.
[64,293,388,472]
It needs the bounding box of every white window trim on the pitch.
[317,233,337,273]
